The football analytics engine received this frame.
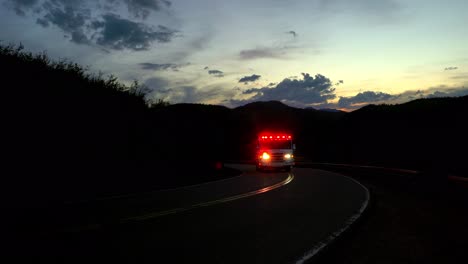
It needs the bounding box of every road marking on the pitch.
[64,167,245,205]
[295,172,370,264]
[121,173,294,223]
[62,172,293,233]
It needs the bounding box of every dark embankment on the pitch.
[1,45,233,207]
[339,97,468,175]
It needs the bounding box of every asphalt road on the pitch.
[12,165,369,263]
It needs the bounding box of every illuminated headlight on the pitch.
[284,154,292,159]
[261,152,270,160]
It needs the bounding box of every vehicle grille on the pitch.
[270,153,284,162]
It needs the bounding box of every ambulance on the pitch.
[256,133,295,171]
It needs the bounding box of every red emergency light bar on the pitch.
[259,134,292,140]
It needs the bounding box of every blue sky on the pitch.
[1,0,467,110]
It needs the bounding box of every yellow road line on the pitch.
[121,173,294,223]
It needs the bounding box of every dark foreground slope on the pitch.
[1,45,232,207]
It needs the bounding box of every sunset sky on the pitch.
[1,0,467,110]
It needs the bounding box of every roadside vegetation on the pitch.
[1,44,232,207]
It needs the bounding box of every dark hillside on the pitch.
[2,45,148,204]
[341,96,468,174]
[226,97,468,176]
[1,45,230,206]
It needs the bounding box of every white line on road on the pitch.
[295,173,370,264]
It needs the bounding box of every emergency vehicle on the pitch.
[256,133,295,171]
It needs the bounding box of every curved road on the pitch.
[20,165,369,263]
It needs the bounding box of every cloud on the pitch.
[232,73,336,107]
[139,63,182,71]
[397,86,468,101]
[239,47,288,60]
[208,69,224,77]
[149,76,468,109]
[144,76,170,90]
[119,0,171,19]
[91,13,176,50]
[425,87,468,98]
[239,74,261,84]
[338,91,397,108]
[6,0,176,50]
[168,30,213,62]
[287,30,297,38]
[5,0,40,16]
[166,86,224,103]
[242,87,261,95]
[334,86,468,110]
[37,1,91,44]
[445,66,458,71]
[145,77,236,104]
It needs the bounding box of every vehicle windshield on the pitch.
[259,140,291,149]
